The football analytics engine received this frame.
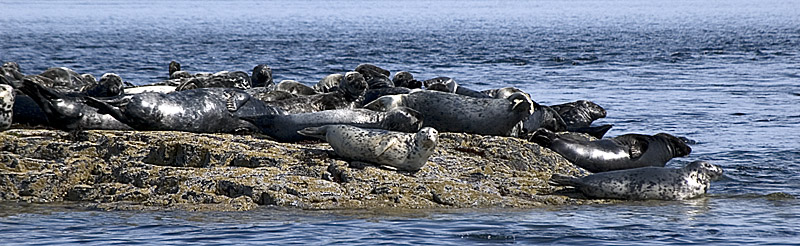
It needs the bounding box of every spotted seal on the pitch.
[84,73,124,97]
[299,125,438,172]
[392,71,421,89]
[355,64,394,89]
[18,78,133,130]
[0,84,14,130]
[251,64,274,88]
[243,107,422,142]
[273,80,318,95]
[313,73,343,93]
[550,100,607,129]
[532,129,692,173]
[86,88,281,133]
[549,161,723,200]
[423,77,490,98]
[39,67,94,91]
[364,90,533,136]
[175,71,252,91]
[264,71,367,114]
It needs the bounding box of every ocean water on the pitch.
[1,0,799,244]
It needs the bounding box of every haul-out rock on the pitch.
[0,129,611,211]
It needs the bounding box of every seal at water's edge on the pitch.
[364,90,532,136]
[549,161,723,200]
[531,129,692,173]
[298,125,438,172]
[0,84,14,130]
[243,107,423,142]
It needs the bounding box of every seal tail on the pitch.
[18,77,63,117]
[529,128,556,148]
[548,174,582,187]
[568,124,613,139]
[297,126,328,140]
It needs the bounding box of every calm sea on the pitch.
[1,0,799,244]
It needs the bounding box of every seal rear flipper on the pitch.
[297,126,328,140]
[548,174,582,187]
[568,124,613,139]
[83,96,129,123]
[529,128,557,148]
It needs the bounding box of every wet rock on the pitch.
[0,129,609,211]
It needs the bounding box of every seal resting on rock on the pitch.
[243,107,422,142]
[531,129,692,173]
[0,84,14,130]
[364,90,533,136]
[313,73,343,93]
[549,161,723,200]
[299,125,438,172]
[265,71,367,114]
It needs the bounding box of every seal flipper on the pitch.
[374,136,400,158]
[297,126,328,140]
[548,174,582,187]
[83,96,129,124]
[568,124,613,139]
[530,128,557,148]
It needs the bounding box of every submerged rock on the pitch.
[0,129,610,211]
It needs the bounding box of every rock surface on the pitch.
[0,129,611,211]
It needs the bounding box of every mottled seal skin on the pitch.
[86,88,281,133]
[169,61,181,78]
[0,84,14,130]
[424,77,490,98]
[522,102,568,134]
[549,161,723,200]
[18,78,133,131]
[481,87,524,99]
[365,90,533,136]
[299,125,438,172]
[355,64,394,89]
[251,64,274,88]
[243,107,423,142]
[175,71,252,91]
[39,67,93,91]
[265,71,367,114]
[550,100,607,129]
[246,88,298,102]
[532,129,692,173]
[84,73,124,97]
[124,85,176,94]
[361,87,412,107]
[313,73,343,93]
[273,80,318,95]
[392,71,421,89]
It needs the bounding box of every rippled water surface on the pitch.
[2,0,799,244]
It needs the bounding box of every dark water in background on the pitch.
[2,0,800,244]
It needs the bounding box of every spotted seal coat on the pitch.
[0,84,14,130]
[549,161,723,200]
[313,73,343,93]
[364,90,533,136]
[299,125,438,172]
[532,129,692,173]
[265,71,367,114]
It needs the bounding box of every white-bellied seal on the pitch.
[299,125,438,172]
[86,88,282,133]
[532,129,692,173]
[549,161,723,200]
[18,78,133,130]
[243,107,422,142]
[175,71,252,91]
[273,80,318,95]
[392,71,421,89]
[364,90,533,136]
[313,73,343,93]
[0,84,14,130]
[264,71,367,114]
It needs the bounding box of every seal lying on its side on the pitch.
[0,84,14,130]
[365,90,532,136]
[86,88,281,133]
[265,71,367,114]
[299,125,438,172]
[549,161,723,200]
[243,107,422,142]
[531,129,692,173]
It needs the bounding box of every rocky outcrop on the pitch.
[0,129,610,211]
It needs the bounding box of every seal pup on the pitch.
[264,71,367,114]
[355,64,394,89]
[243,107,422,142]
[532,129,692,172]
[175,71,252,91]
[273,80,317,95]
[313,73,342,93]
[0,84,14,130]
[299,125,438,172]
[365,90,533,136]
[392,71,421,89]
[17,78,133,130]
[86,88,281,133]
[549,161,723,200]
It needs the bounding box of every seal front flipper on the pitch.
[567,124,613,139]
[530,128,557,148]
[297,126,328,140]
[374,136,400,158]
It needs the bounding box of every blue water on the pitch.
[2,0,800,244]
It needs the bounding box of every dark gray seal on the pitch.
[365,90,533,136]
[243,107,422,142]
[18,78,133,130]
[313,73,342,93]
[299,125,438,172]
[251,64,274,88]
[392,71,421,89]
[169,61,181,78]
[175,71,252,91]
[84,73,124,97]
[86,88,281,133]
[549,161,723,200]
[355,64,394,89]
[550,100,607,129]
[264,71,367,114]
[273,80,318,95]
[532,129,692,173]
[39,67,94,91]
[245,88,298,102]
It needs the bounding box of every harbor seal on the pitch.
[18,78,133,130]
[264,71,367,114]
[364,90,533,136]
[39,67,93,91]
[531,129,692,173]
[86,88,282,133]
[273,80,318,95]
[355,64,394,89]
[423,77,490,98]
[313,73,343,93]
[549,161,723,200]
[298,125,438,172]
[84,73,124,97]
[243,107,422,142]
[392,71,421,89]
[251,64,274,88]
[0,84,14,130]
[550,100,607,129]
[175,71,252,91]
[169,61,181,78]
